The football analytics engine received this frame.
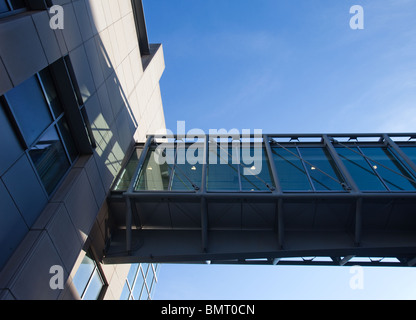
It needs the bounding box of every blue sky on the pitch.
[142,0,416,299]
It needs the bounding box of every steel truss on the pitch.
[103,133,416,267]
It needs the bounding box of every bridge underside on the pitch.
[103,194,416,267]
[103,133,416,267]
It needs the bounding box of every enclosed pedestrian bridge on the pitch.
[103,133,416,267]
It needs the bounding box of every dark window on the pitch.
[271,147,312,191]
[360,147,416,191]
[0,0,27,16]
[298,147,345,191]
[336,146,386,191]
[3,67,79,196]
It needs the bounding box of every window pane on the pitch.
[207,146,240,191]
[82,269,104,300]
[113,149,141,191]
[240,147,274,191]
[398,146,416,168]
[127,263,139,286]
[132,269,145,300]
[336,147,386,191]
[271,147,312,191]
[135,147,173,191]
[72,254,95,297]
[360,147,416,191]
[6,76,53,146]
[29,126,70,195]
[299,148,345,191]
[10,0,25,9]
[120,282,130,300]
[39,68,63,118]
[171,145,202,191]
[0,1,9,13]
[58,117,78,162]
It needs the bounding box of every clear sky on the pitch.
[142,0,416,299]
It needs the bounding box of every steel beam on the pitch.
[383,134,416,174]
[323,134,359,193]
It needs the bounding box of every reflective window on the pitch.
[336,147,386,191]
[0,0,26,15]
[271,147,312,191]
[207,145,273,191]
[360,147,416,191]
[28,126,70,195]
[171,144,203,191]
[207,145,239,191]
[3,70,79,196]
[120,263,159,300]
[136,146,173,191]
[72,251,105,300]
[113,149,141,191]
[39,68,63,118]
[6,76,53,146]
[299,148,345,191]
[399,146,416,166]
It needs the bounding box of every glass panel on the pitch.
[135,147,173,191]
[113,149,141,191]
[360,147,416,191]
[299,147,345,191]
[29,126,70,195]
[336,147,386,191]
[82,269,104,300]
[399,147,416,168]
[240,146,274,191]
[207,145,240,191]
[72,254,95,298]
[0,1,10,13]
[5,76,53,146]
[171,145,202,191]
[120,282,130,300]
[58,117,78,162]
[271,147,312,191]
[132,269,145,300]
[127,263,139,286]
[39,68,63,118]
[10,0,25,9]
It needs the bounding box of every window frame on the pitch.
[2,71,80,197]
[73,249,108,300]
[335,141,416,193]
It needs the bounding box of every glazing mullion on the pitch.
[296,146,316,191]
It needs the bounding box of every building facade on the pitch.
[0,0,165,299]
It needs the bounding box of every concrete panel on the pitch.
[84,37,105,90]
[44,204,83,274]
[84,156,106,207]
[9,231,66,300]
[72,0,94,42]
[0,180,28,271]
[2,154,48,228]
[31,11,61,64]
[63,170,99,243]
[0,57,12,95]
[61,3,83,52]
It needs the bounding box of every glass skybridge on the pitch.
[104,133,416,267]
